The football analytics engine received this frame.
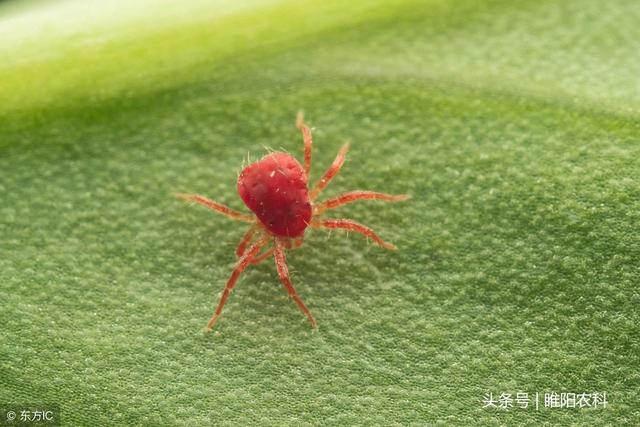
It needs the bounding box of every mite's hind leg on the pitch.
[273,238,317,328]
[205,237,268,332]
[236,224,260,258]
[251,247,275,265]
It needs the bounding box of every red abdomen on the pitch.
[237,152,312,237]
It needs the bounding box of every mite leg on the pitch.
[236,224,260,257]
[296,111,313,179]
[309,143,349,201]
[250,247,275,265]
[274,239,317,328]
[176,193,254,223]
[311,218,397,250]
[205,237,268,332]
[314,191,410,215]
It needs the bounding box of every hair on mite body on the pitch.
[177,112,409,332]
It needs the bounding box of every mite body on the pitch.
[178,113,408,331]
[238,152,312,238]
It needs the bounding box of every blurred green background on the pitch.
[1,0,638,425]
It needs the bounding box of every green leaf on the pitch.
[1,0,637,424]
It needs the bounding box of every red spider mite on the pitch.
[177,112,409,332]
